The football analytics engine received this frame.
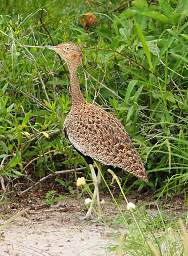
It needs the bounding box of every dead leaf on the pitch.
[79,12,97,30]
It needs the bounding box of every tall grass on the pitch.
[0,0,187,197]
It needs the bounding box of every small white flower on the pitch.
[100,199,105,205]
[126,202,136,211]
[76,177,86,187]
[84,198,92,205]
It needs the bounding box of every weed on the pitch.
[107,169,188,256]
[44,190,64,206]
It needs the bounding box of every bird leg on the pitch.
[94,162,101,207]
[84,163,101,219]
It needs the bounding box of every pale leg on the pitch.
[95,162,101,208]
[84,164,101,219]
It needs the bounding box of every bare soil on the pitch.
[0,198,114,256]
[0,191,186,256]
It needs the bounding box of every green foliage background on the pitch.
[0,0,188,197]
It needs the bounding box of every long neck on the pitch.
[68,64,84,105]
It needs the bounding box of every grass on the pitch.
[102,169,188,256]
[0,0,188,254]
[0,0,187,195]
[109,210,188,256]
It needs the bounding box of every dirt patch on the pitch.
[1,192,186,256]
[0,199,114,256]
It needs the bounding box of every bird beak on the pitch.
[46,45,64,56]
[46,45,61,52]
[46,45,56,50]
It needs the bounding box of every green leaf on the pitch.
[170,52,188,64]
[8,151,22,169]
[123,9,138,18]
[141,11,169,23]
[176,0,188,17]
[158,0,174,17]
[147,41,160,56]
[0,142,8,154]
[126,105,135,122]
[125,80,138,102]
[180,34,188,40]
[135,21,153,71]
[134,86,143,101]
[22,111,32,127]
[133,0,148,9]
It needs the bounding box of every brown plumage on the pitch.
[48,42,148,182]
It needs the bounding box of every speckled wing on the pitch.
[64,103,147,181]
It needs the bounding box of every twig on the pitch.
[0,176,6,191]
[18,167,86,196]
[23,148,60,172]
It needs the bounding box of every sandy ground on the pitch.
[0,199,115,256]
[0,194,186,256]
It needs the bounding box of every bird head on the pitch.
[47,42,83,67]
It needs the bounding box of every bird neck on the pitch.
[68,64,84,105]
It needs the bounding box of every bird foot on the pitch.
[80,215,92,221]
[81,208,93,220]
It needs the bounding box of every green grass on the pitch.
[0,0,188,199]
[103,169,188,256]
[109,208,188,256]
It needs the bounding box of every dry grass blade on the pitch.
[147,241,161,256]
[178,219,188,255]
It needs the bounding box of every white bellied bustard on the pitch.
[47,42,148,218]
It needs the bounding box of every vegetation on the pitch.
[109,208,188,256]
[0,0,188,255]
[1,0,188,196]
[105,169,188,256]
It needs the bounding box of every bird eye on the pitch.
[65,47,69,50]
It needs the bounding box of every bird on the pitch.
[47,42,148,218]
